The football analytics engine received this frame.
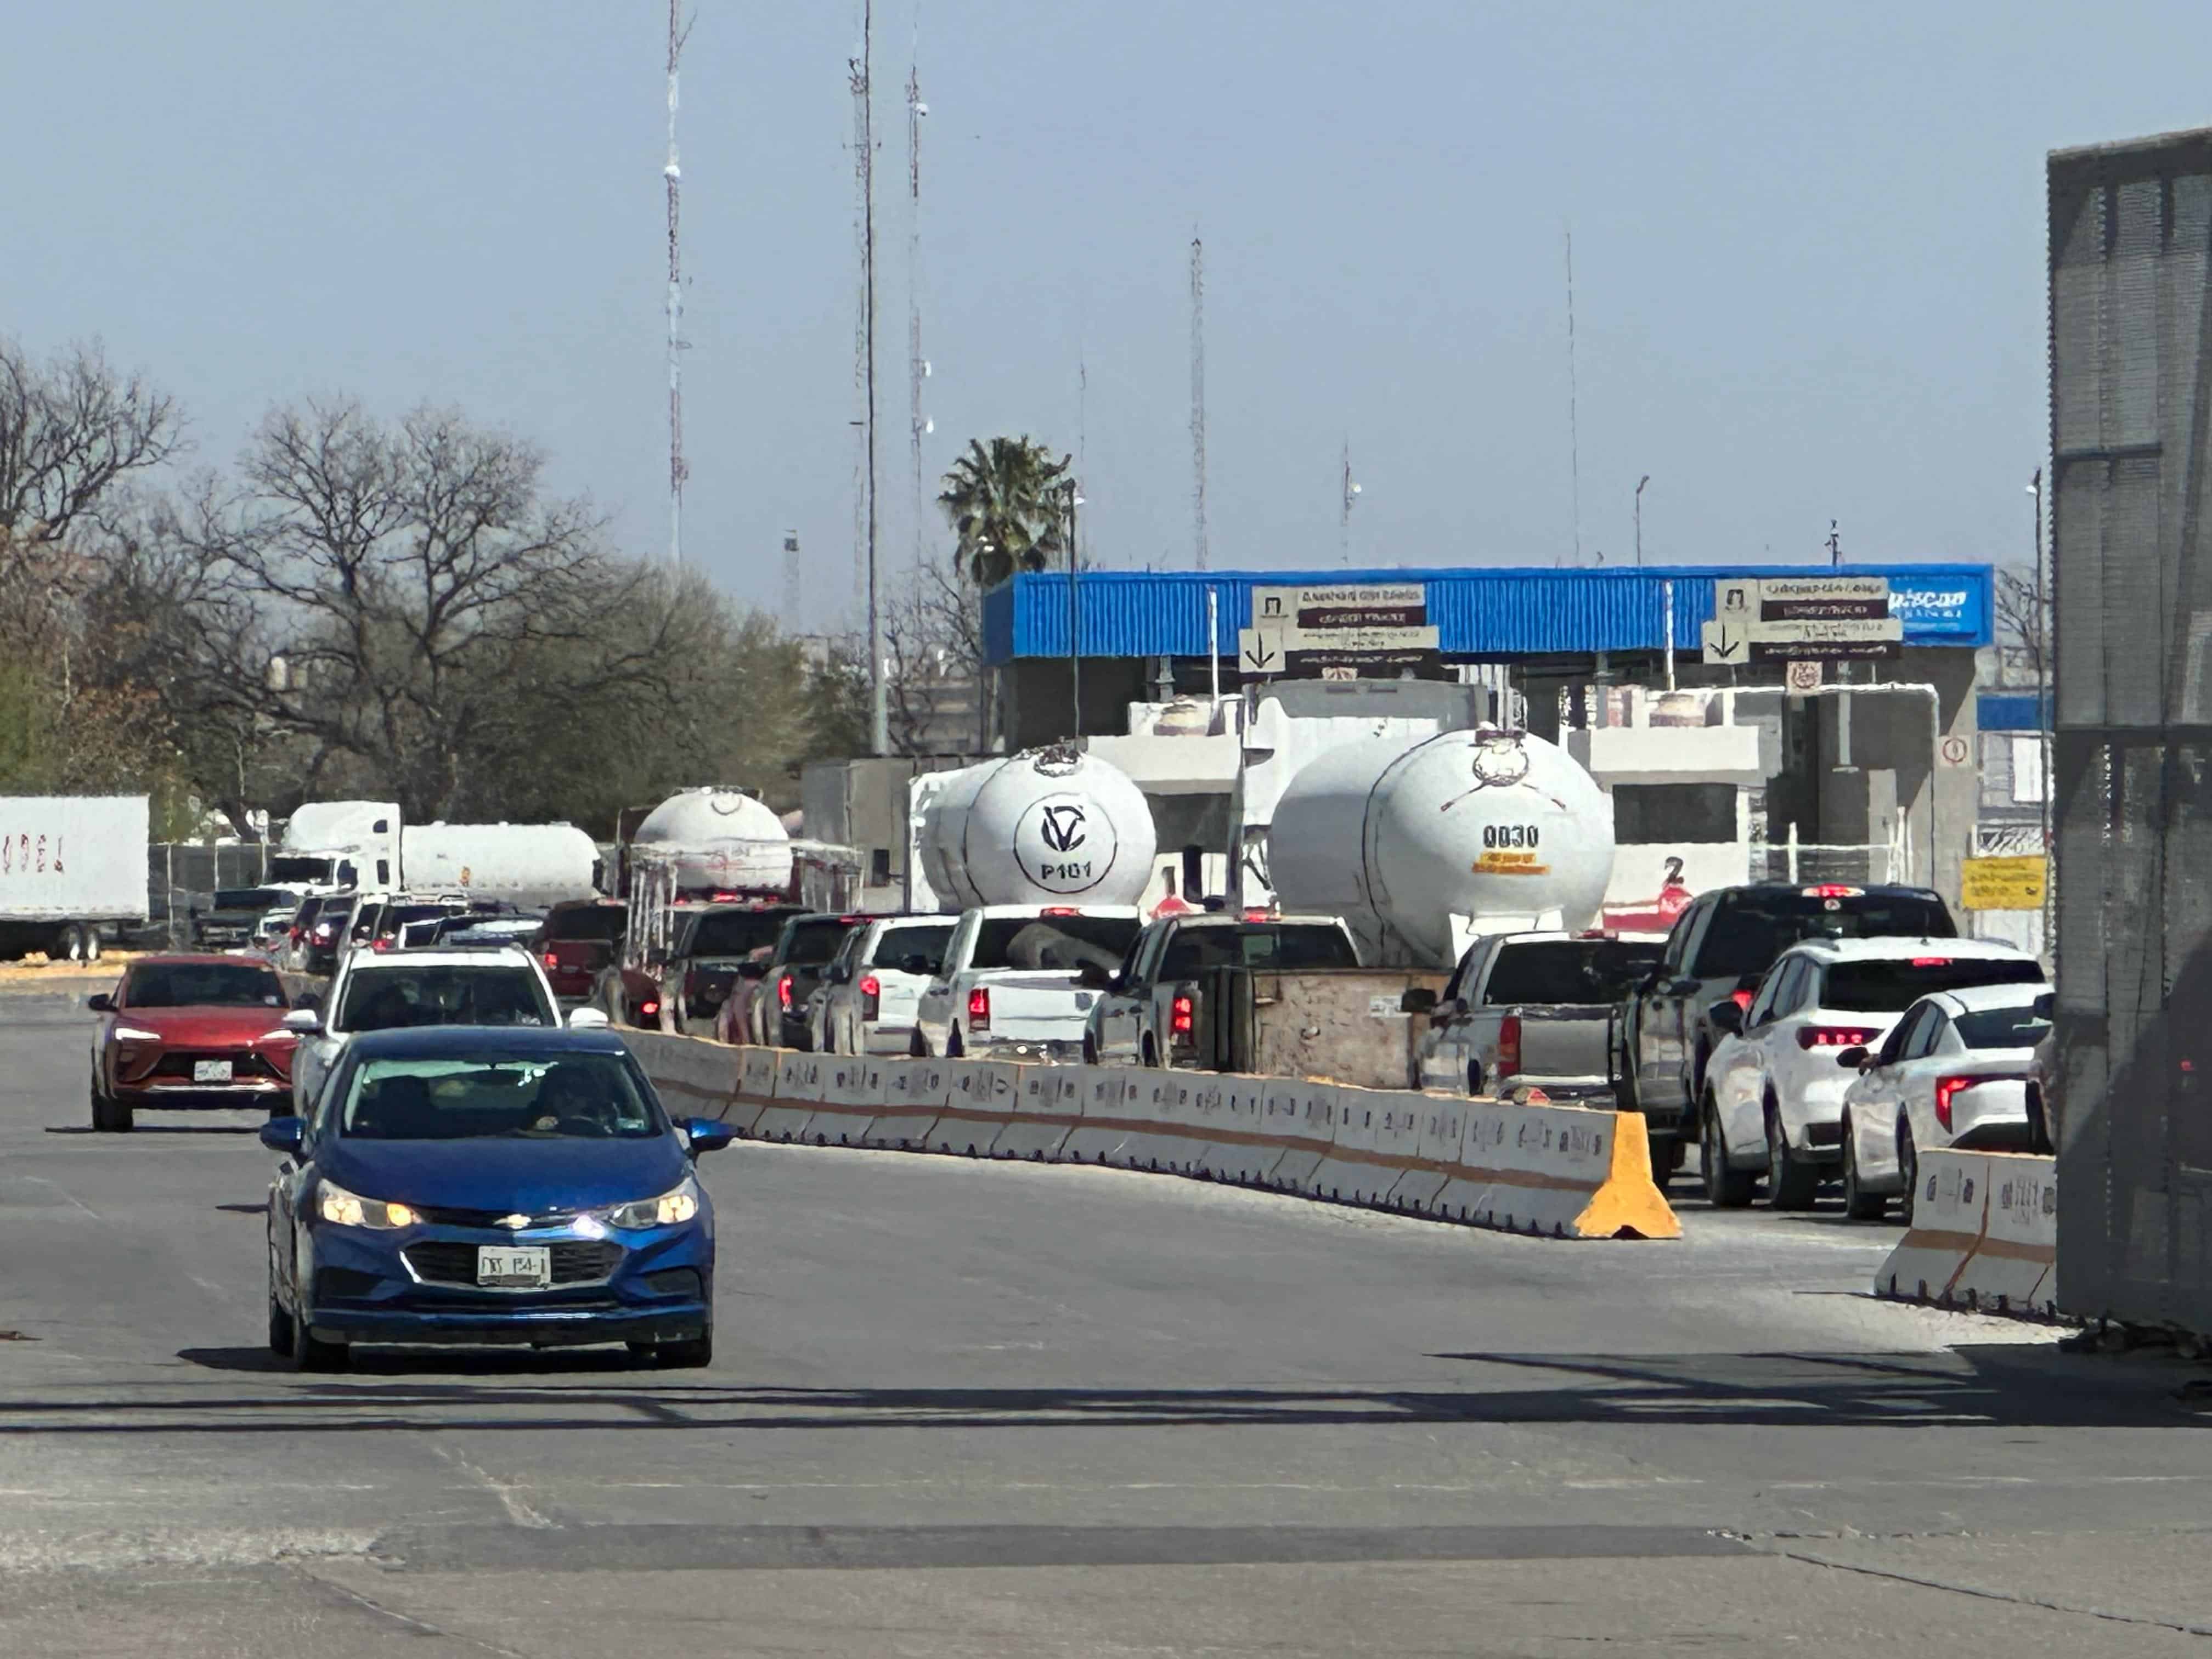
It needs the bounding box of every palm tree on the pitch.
[937,436,1071,588]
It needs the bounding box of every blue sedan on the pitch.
[261,1025,731,1370]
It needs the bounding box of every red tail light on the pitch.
[543,950,558,970]
[968,987,991,1031]
[1804,884,1863,899]
[641,999,660,1019]
[1911,957,1953,967]
[1498,1013,1522,1077]
[1730,989,1756,1012]
[1933,1075,1972,1131]
[860,973,881,1020]
[1041,906,1080,916]
[776,974,793,1011]
[1170,992,1194,1039]
[1797,1025,1877,1050]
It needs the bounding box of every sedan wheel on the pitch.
[656,1321,713,1369]
[1764,1102,1820,1211]
[1841,1116,1888,1220]
[267,1290,296,1359]
[1897,1123,1920,1227]
[289,1318,348,1372]
[1701,1098,1756,1208]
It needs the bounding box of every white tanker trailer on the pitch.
[916,746,1158,912]
[629,787,795,896]
[1267,726,1616,968]
[399,823,600,908]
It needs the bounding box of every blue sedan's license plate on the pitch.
[477,1246,550,1288]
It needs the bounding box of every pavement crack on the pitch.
[286,1560,533,1656]
[1724,1532,2212,1638]
[430,1444,559,1530]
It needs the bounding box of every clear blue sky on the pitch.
[3,2,2204,630]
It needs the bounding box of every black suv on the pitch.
[1619,882,1956,1166]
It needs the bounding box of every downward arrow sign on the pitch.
[1243,644,1277,671]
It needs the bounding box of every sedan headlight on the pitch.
[318,1180,419,1229]
[599,1176,701,1230]
[111,1026,163,1042]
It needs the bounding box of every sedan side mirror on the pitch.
[567,1007,611,1030]
[1836,1045,1870,1069]
[258,1117,304,1156]
[1400,986,1438,1015]
[1708,1000,1745,1036]
[280,1007,323,1035]
[682,1118,735,1155]
[86,992,113,1013]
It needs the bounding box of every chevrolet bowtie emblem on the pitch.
[498,1214,531,1230]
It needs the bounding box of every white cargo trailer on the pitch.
[0,795,150,962]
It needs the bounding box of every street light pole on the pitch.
[2028,470,2051,961]
[1635,475,1650,567]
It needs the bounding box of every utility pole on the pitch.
[850,3,885,754]
[1065,479,1082,736]
[1190,232,1208,571]
[1565,227,1582,566]
[1340,439,1360,562]
[906,26,927,577]
[1635,474,1649,567]
[664,1,691,566]
[2029,468,2052,959]
[1827,518,1842,568]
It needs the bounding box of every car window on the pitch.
[214,887,290,911]
[1479,939,1662,1005]
[1955,1002,2056,1049]
[873,922,955,970]
[1443,939,1488,1005]
[125,962,287,1009]
[687,909,793,957]
[1669,900,1713,976]
[336,1053,661,1140]
[1128,924,1171,985]
[780,918,858,967]
[1821,956,2043,1013]
[1159,924,1359,978]
[1690,891,1957,980]
[1746,958,1792,1026]
[543,905,627,944]
[336,965,555,1031]
[971,914,1143,972]
[1891,1004,1940,1061]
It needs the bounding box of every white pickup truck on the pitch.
[911,905,1145,1062]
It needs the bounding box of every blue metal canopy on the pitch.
[981,563,1993,664]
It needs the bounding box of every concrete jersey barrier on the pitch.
[1873,1149,2058,1318]
[693,1041,1678,1243]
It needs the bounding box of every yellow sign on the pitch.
[1961,854,2047,911]
[1473,850,1550,877]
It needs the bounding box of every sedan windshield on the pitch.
[336,966,554,1031]
[126,963,286,1009]
[336,1053,660,1139]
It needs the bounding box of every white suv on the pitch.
[812,915,959,1055]
[282,943,604,1117]
[1701,937,2043,1209]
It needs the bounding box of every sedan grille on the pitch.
[149,1051,284,1081]
[402,1240,625,1286]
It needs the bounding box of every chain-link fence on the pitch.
[143,843,274,949]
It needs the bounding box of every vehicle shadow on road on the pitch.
[42,1124,262,1136]
[16,1341,2177,1434]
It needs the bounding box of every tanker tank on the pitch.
[1267,726,1615,968]
[400,823,601,909]
[917,746,1157,912]
[630,787,793,895]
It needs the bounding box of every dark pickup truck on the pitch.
[1618,882,1957,1170]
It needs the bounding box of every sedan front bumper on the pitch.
[306,1304,709,1347]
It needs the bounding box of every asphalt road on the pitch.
[5,985,2212,1656]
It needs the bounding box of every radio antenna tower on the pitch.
[906,15,928,574]
[1189,232,1209,571]
[663,1,693,566]
[849,1,885,753]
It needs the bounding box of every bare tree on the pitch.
[1993,561,2050,687]
[0,338,183,545]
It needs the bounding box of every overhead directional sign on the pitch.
[1703,577,1903,665]
[1245,583,1443,679]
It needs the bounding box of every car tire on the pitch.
[1840,1116,1888,1220]
[289,1318,348,1372]
[1083,1036,1099,1065]
[267,1290,296,1359]
[1141,1037,1159,1069]
[1647,1128,1681,1186]
[1897,1122,1920,1227]
[657,1322,713,1369]
[1701,1097,1754,1208]
[909,1029,927,1059]
[946,1026,964,1059]
[1764,1101,1819,1211]
[81,927,101,963]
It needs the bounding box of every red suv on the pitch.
[533,899,628,1003]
